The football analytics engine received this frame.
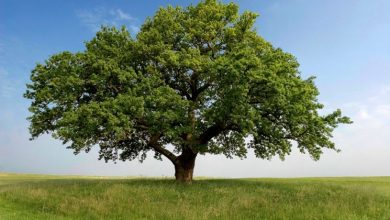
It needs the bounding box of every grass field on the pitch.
[0,173,389,219]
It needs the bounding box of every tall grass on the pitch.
[1,173,389,219]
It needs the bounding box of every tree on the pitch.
[24,0,351,183]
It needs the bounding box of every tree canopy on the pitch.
[25,0,351,182]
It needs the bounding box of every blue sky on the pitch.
[1,0,389,177]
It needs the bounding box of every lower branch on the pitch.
[148,134,177,163]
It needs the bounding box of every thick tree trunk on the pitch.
[174,150,197,183]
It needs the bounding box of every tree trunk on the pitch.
[174,150,197,183]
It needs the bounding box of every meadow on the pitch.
[0,173,389,219]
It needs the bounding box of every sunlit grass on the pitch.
[0,173,389,219]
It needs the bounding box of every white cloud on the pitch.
[76,7,139,34]
[375,104,390,118]
[353,86,390,121]
[129,25,140,34]
[112,9,135,21]
[334,85,390,150]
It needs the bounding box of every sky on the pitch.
[0,0,389,178]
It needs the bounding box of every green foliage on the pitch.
[1,174,390,219]
[25,0,351,164]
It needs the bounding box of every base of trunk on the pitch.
[174,151,197,183]
[175,166,194,183]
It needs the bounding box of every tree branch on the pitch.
[199,122,243,145]
[147,133,178,163]
[199,123,225,144]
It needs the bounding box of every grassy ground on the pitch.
[0,173,389,219]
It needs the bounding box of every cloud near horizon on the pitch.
[335,85,390,149]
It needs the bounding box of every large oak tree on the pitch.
[25,0,351,182]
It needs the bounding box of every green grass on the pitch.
[0,173,389,219]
